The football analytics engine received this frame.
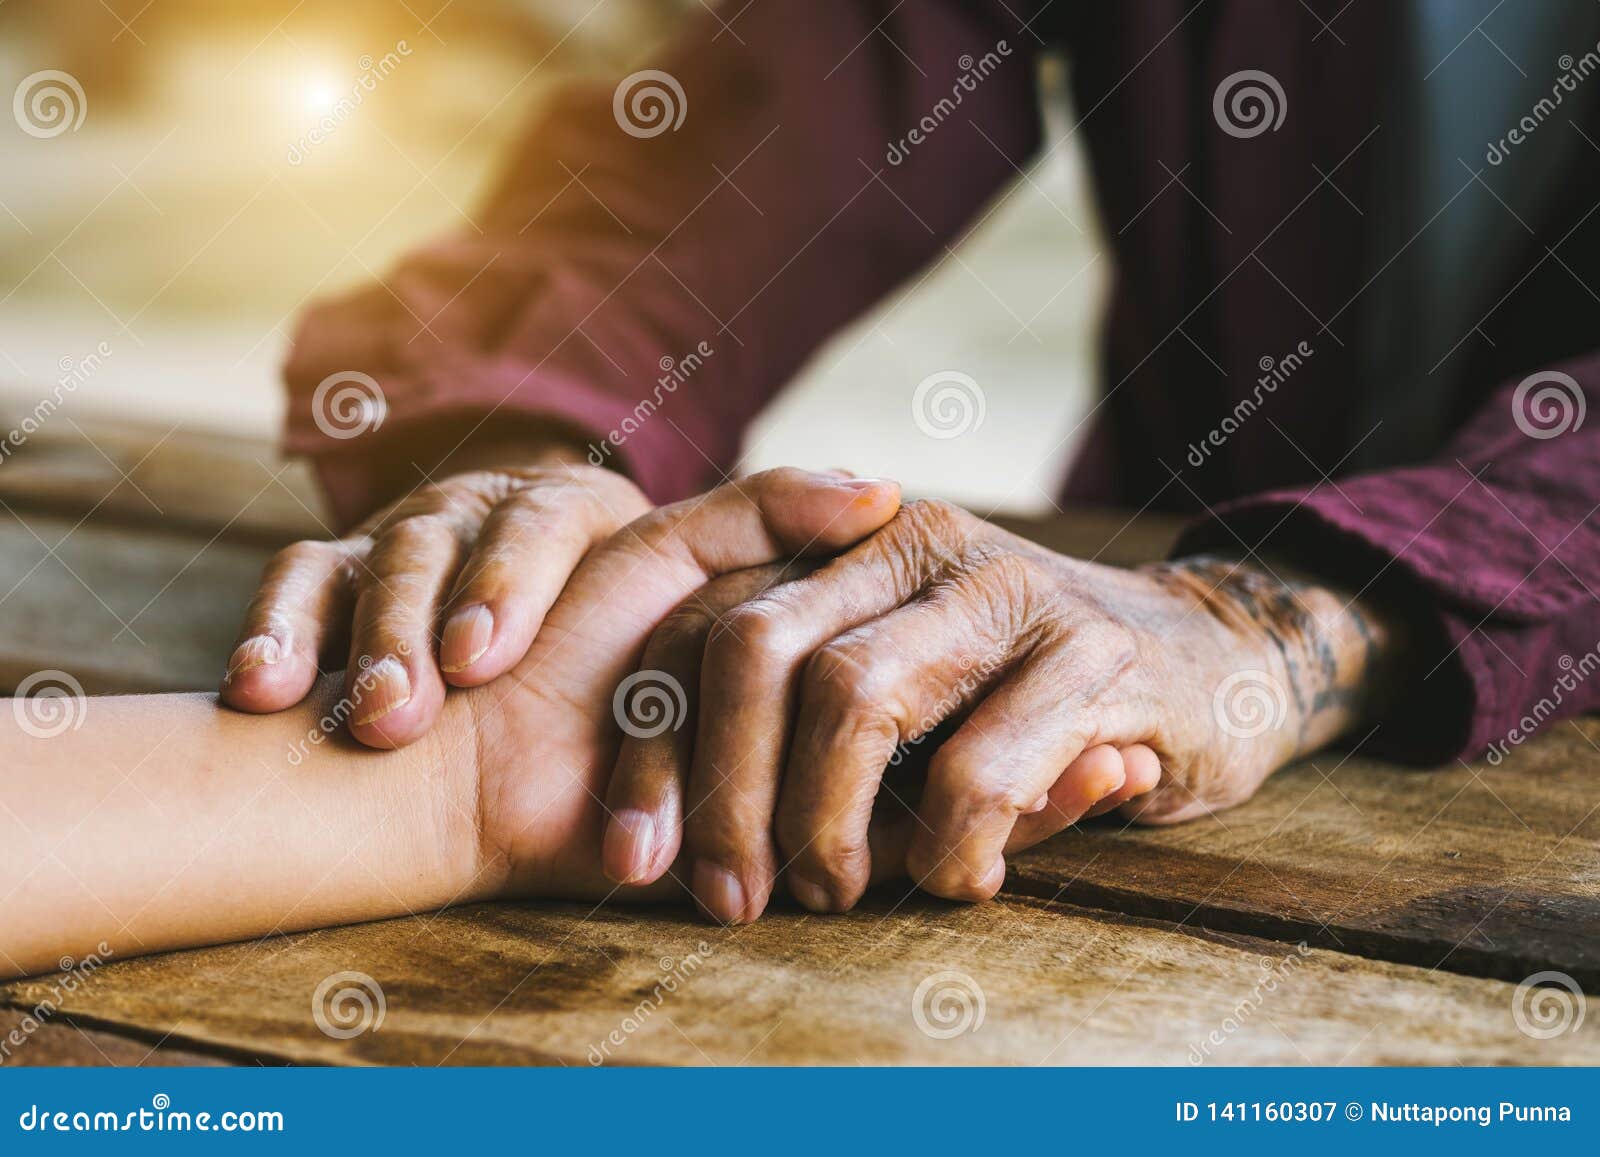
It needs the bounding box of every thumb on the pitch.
[633,467,902,579]
[527,468,900,665]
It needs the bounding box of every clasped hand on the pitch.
[225,462,1392,924]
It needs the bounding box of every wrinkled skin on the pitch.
[441,469,909,903]
[225,452,1398,924]
[222,447,652,749]
[598,499,1401,923]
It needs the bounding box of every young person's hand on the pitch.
[221,440,650,749]
[597,498,1406,923]
[0,469,902,979]
[457,469,904,904]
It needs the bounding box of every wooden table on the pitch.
[1,419,1596,1066]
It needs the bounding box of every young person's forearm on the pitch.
[0,678,485,980]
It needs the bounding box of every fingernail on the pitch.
[692,860,749,925]
[440,604,494,673]
[1087,768,1126,805]
[1024,794,1050,814]
[788,873,835,913]
[604,809,659,884]
[835,477,890,491]
[225,635,281,682]
[351,656,412,725]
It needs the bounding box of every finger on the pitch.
[680,500,980,923]
[1005,744,1130,851]
[602,563,805,887]
[908,629,1144,902]
[221,540,357,713]
[526,467,904,765]
[438,473,649,688]
[773,583,1017,915]
[439,471,649,685]
[1082,743,1162,819]
[547,468,904,647]
[343,515,469,748]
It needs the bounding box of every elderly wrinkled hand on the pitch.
[600,497,1405,924]
[220,446,652,748]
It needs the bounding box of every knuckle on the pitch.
[684,795,770,861]
[707,598,799,666]
[896,498,968,546]
[781,825,869,889]
[747,465,808,492]
[266,539,337,581]
[363,516,461,582]
[583,466,650,517]
[389,512,457,548]
[649,603,717,658]
[494,487,569,535]
[623,503,677,550]
[930,744,1026,815]
[457,555,514,596]
[802,640,896,717]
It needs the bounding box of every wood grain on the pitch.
[0,414,325,545]
[3,894,1593,1067]
[1005,720,1600,990]
[0,509,273,694]
[0,1009,228,1067]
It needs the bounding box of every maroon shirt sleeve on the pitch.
[1174,358,1600,765]
[283,0,1041,527]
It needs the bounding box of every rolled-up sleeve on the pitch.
[1174,357,1600,764]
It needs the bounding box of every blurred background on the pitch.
[0,0,1106,516]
